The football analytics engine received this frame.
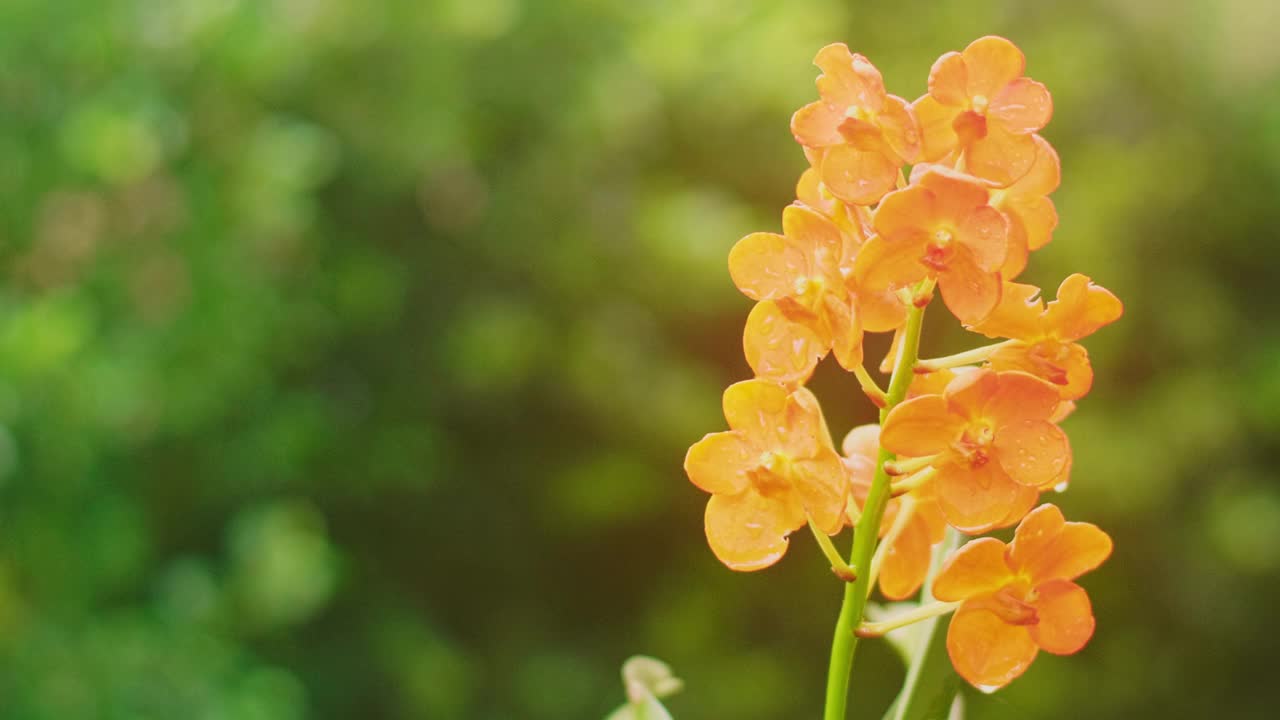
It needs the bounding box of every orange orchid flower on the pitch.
[684,379,848,571]
[880,369,1070,533]
[729,204,862,385]
[796,167,872,244]
[853,278,913,336]
[990,136,1060,278]
[934,504,1112,688]
[914,36,1052,186]
[855,167,1010,325]
[794,169,910,334]
[908,367,974,399]
[969,274,1124,399]
[911,368,1074,420]
[842,425,948,600]
[792,44,921,205]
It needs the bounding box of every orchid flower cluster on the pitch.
[684,36,1123,712]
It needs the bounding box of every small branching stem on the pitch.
[854,601,961,638]
[845,500,862,527]
[809,518,858,582]
[889,467,937,497]
[853,363,887,407]
[866,496,917,595]
[884,454,938,476]
[914,340,1017,373]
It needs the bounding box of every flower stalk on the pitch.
[914,340,1017,372]
[867,497,917,593]
[853,363,888,407]
[889,467,936,497]
[884,454,937,476]
[854,600,961,638]
[681,35,1122,720]
[823,295,927,720]
[809,518,858,582]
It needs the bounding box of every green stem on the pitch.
[823,298,927,720]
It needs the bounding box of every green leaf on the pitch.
[882,613,961,720]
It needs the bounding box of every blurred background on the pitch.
[1,0,1278,717]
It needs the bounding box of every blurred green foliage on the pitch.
[1,0,1279,717]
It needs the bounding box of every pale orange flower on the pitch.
[880,369,1070,533]
[969,274,1124,399]
[685,379,848,571]
[729,204,862,385]
[990,136,1060,278]
[934,504,1112,688]
[855,167,1010,325]
[795,168,908,334]
[907,367,961,398]
[914,36,1052,186]
[853,278,913,335]
[792,44,920,205]
[842,425,948,600]
[796,167,873,245]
